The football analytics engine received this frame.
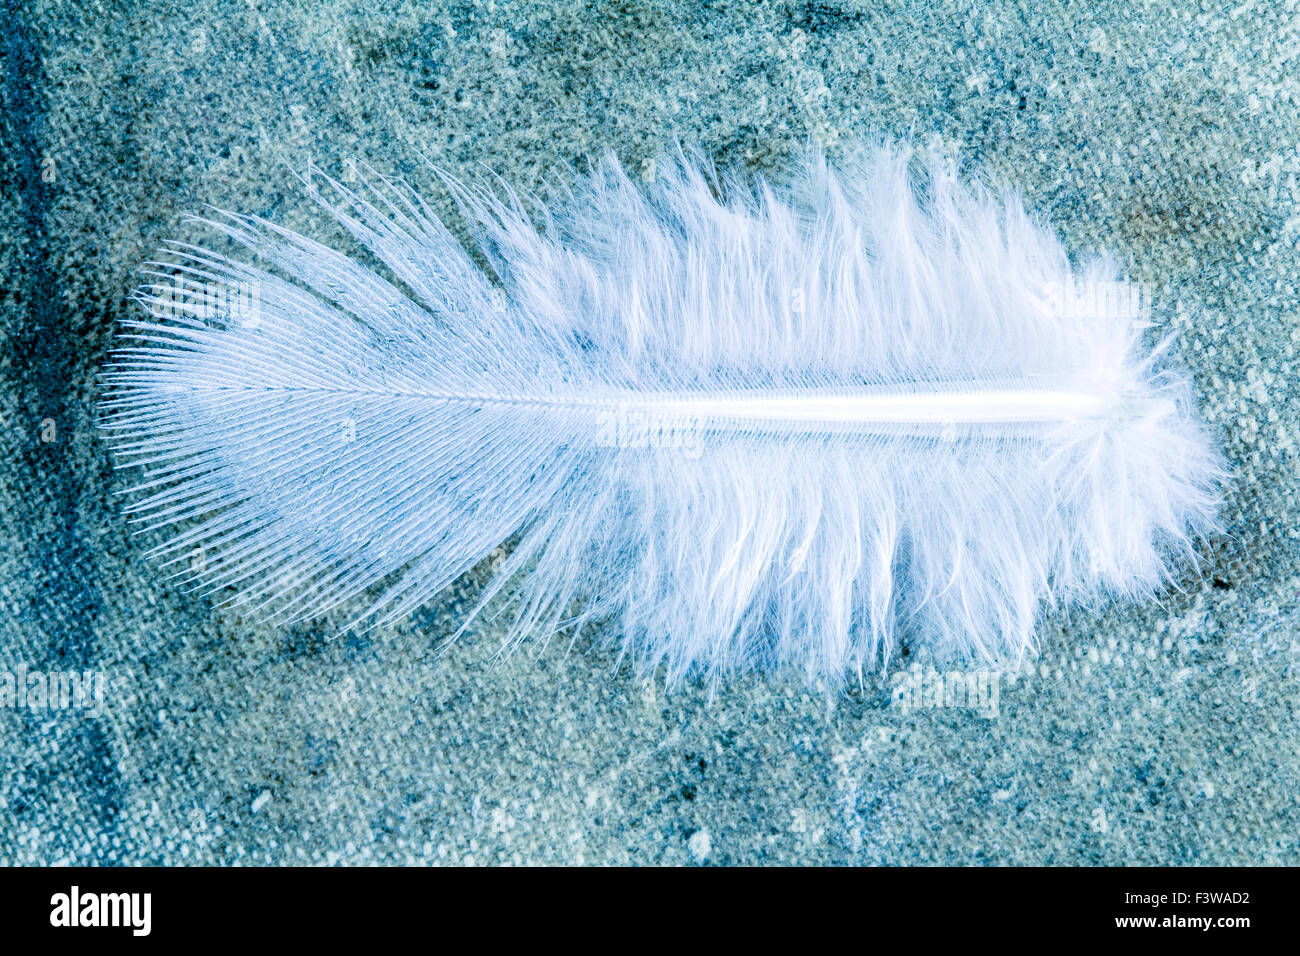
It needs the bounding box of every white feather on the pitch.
[102,142,1225,685]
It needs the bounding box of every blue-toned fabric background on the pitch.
[2,0,1297,864]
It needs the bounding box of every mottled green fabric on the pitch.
[2,0,1297,864]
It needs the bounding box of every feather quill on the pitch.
[103,142,1224,685]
